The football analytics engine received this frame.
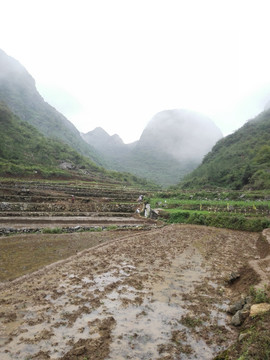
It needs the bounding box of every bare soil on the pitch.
[0,224,269,360]
[0,230,145,282]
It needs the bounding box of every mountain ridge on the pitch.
[82,109,223,186]
[177,109,270,190]
[0,101,101,178]
[0,48,103,165]
[0,101,158,188]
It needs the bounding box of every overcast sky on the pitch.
[1,0,270,143]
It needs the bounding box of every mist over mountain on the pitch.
[0,48,225,187]
[264,98,270,111]
[138,110,223,162]
[82,127,125,149]
[82,127,136,171]
[0,49,102,165]
[178,109,270,190]
[82,110,223,186]
[0,102,157,188]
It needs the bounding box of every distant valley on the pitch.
[0,48,270,190]
[82,109,223,186]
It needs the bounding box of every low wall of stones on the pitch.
[0,201,136,214]
[0,224,151,236]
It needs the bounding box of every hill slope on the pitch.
[137,109,222,162]
[0,102,104,178]
[83,110,223,187]
[0,102,157,188]
[0,49,102,165]
[178,110,270,190]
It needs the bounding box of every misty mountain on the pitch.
[82,110,223,187]
[0,48,223,187]
[264,98,270,111]
[0,102,157,187]
[137,110,222,162]
[0,102,101,178]
[82,127,137,169]
[178,109,270,190]
[0,48,103,165]
[82,127,124,148]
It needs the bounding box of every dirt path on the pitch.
[0,224,268,359]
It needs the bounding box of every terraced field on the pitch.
[0,179,156,235]
[151,191,270,232]
[0,180,270,359]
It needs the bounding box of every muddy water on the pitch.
[107,248,230,360]
[2,254,228,359]
[1,225,260,359]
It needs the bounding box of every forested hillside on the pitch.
[83,110,223,187]
[0,49,103,165]
[0,102,156,187]
[178,110,270,190]
[0,102,103,177]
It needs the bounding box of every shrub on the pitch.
[249,286,270,304]
[42,227,63,234]
[167,211,270,232]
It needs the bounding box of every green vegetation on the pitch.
[153,189,270,201]
[215,285,270,360]
[105,225,118,231]
[0,49,103,165]
[177,110,270,190]
[167,210,270,232]
[151,189,270,360]
[111,147,189,188]
[180,315,203,328]
[0,102,101,176]
[0,102,158,188]
[151,197,270,212]
[249,286,270,304]
[83,138,189,187]
[150,189,270,231]
[42,227,63,234]
[214,313,270,359]
[82,110,221,187]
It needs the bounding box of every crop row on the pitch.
[151,197,270,216]
[164,209,270,232]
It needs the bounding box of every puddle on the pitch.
[94,271,122,290]
[1,304,104,360]
[106,300,186,360]
[0,262,138,359]
[150,247,209,304]
[104,247,231,360]
[0,244,234,360]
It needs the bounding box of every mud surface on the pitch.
[0,230,144,282]
[0,224,268,359]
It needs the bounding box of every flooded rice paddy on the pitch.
[0,224,265,359]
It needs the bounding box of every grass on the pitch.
[162,209,270,232]
[214,284,270,360]
[105,225,118,231]
[42,227,63,234]
[151,197,270,211]
[150,190,270,231]
[249,286,270,304]
[180,315,203,328]
[214,313,270,360]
